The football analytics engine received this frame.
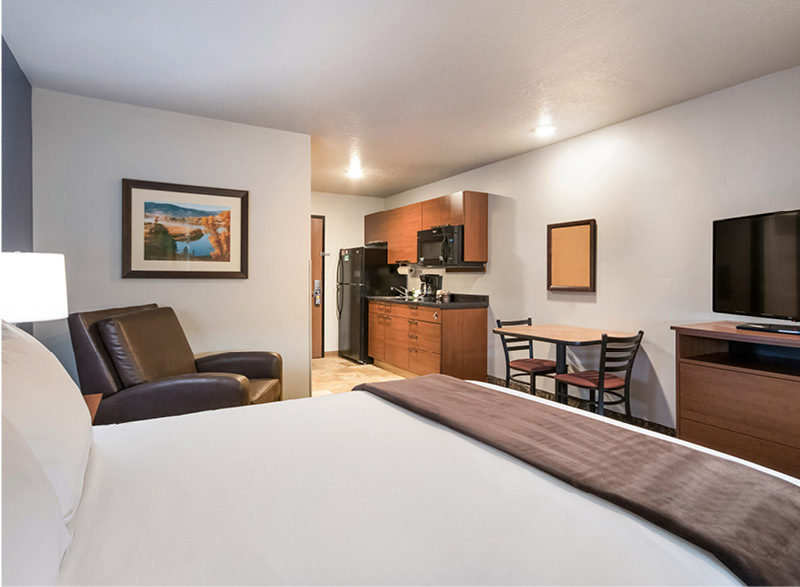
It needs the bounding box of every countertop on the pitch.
[367,293,489,309]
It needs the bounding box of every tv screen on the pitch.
[713,209,800,322]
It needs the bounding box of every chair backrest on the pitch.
[68,304,159,397]
[495,318,534,361]
[96,307,198,388]
[599,330,644,389]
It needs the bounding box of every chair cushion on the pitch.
[249,378,282,404]
[554,370,625,390]
[97,307,197,387]
[509,358,557,374]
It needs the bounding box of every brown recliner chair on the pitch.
[68,304,282,425]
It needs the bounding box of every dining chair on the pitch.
[495,318,557,394]
[553,330,644,420]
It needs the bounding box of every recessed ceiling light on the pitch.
[534,125,557,137]
[346,155,363,179]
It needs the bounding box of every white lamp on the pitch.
[0,252,68,323]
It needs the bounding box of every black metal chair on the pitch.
[553,330,644,420]
[495,318,557,394]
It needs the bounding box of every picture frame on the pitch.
[122,179,248,279]
[547,219,596,292]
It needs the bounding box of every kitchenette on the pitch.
[336,190,489,381]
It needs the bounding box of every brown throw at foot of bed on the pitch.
[354,374,800,586]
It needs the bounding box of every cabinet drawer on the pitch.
[408,349,441,376]
[391,304,441,323]
[408,320,441,353]
[679,363,800,448]
[369,300,392,315]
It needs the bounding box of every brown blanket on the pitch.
[354,374,800,586]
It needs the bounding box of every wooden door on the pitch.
[311,216,325,358]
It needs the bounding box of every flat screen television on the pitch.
[713,209,800,334]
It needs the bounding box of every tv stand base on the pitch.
[736,323,800,335]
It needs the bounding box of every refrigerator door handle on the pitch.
[336,284,343,320]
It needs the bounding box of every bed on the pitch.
[3,320,799,585]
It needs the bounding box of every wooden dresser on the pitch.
[671,321,800,477]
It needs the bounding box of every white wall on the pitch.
[32,90,313,399]
[311,191,385,352]
[385,66,800,428]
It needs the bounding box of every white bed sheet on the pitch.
[59,384,782,586]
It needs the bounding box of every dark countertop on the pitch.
[367,293,489,309]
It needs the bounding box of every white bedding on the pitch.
[55,383,781,586]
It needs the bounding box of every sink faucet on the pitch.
[391,286,410,298]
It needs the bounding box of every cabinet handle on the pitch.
[409,320,417,325]
[410,348,418,353]
[433,311,438,320]
[408,335,418,339]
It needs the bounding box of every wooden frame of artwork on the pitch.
[122,179,248,279]
[547,219,596,292]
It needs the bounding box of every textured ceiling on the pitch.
[4,0,800,197]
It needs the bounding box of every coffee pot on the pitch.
[419,274,442,299]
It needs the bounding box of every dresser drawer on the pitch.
[679,363,800,448]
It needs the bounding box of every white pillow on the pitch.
[2,321,92,525]
[2,416,72,585]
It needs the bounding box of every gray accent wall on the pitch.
[2,38,33,252]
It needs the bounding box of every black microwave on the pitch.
[418,225,481,267]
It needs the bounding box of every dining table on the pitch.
[491,323,637,403]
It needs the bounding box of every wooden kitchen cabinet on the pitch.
[421,193,464,229]
[368,301,392,362]
[364,210,389,245]
[386,204,421,264]
[364,191,487,267]
[368,300,487,381]
[671,321,800,477]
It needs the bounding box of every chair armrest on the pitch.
[93,373,249,425]
[195,351,283,381]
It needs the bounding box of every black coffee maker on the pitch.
[419,274,442,299]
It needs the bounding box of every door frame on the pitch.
[311,215,326,357]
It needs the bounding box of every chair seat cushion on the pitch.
[509,358,557,374]
[554,370,625,390]
[249,378,281,404]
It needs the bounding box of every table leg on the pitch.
[555,344,568,403]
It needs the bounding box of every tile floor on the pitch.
[311,354,407,396]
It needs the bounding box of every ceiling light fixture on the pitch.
[346,156,364,179]
[534,125,557,137]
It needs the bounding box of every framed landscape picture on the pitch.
[122,179,248,279]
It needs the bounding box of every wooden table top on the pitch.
[493,324,637,345]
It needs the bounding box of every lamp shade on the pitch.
[0,253,68,323]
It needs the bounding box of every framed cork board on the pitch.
[547,219,596,292]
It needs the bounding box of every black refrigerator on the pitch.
[337,245,405,363]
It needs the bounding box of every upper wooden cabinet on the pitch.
[421,193,464,230]
[364,209,389,245]
[364,191,488,267]
[386,203,421,264]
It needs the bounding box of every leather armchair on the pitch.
[68,304,282,425]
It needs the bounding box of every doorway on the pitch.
[311,215,325,358]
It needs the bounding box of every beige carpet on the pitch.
[312,355,407,395]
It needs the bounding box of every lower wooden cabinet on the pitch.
[672,321,800,478]
[368,300,487,381]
